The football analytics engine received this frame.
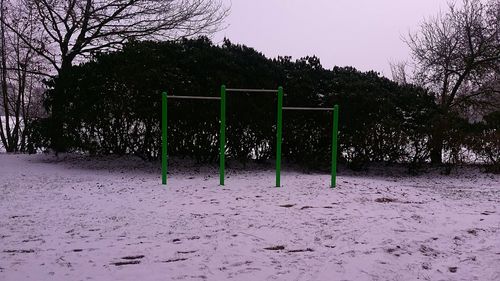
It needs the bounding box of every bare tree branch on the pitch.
[1,0,46,152]
[406,0,500,115]
[2,0,228,74]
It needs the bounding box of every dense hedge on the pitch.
[31,38,498,171]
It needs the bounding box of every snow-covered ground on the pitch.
[0,154,499,281]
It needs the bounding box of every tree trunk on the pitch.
[430,132,443,164]
[430,114,446,165]
[50,61,71,153]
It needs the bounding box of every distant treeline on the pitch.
[29,38,499,172]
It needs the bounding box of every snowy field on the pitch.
[0,154,499,281]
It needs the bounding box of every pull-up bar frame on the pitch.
[226,88,278,93]
[161,87,339,188]
[161,93,222,185]
[167,95,221,100]
[281,105,340,188]
[220,85,283,187]
[283,107,333,111]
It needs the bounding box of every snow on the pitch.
[0,154,499,281]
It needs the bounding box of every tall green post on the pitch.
[220,85,226,186]
[331,105,339,188]
[276,86,283,187]
[162,92,168,185]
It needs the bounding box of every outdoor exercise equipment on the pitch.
[282,105,340,188]
[222,86,283,187]
[161,86,340,188]
[161,92,221,185]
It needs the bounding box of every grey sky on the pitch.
[214,0,454,77]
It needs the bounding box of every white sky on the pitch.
[213,0,454,77]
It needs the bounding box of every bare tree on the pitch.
[0,0,46,152]
[406,0,500,164]
[1,0,228,152]
[389,60,410,85]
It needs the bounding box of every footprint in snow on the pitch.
[177,250,197,254]
[375,197,397,203]
[264,245,285,251]
[111,255,144,266]
[287,248,314,253]
[112,260,141,266]
[162,258,188,263]
[3,249,35,254]
[121,255,145,260]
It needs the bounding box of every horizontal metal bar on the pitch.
[283,107,333,111]
[226,88,278,93]
[167,95,221,100]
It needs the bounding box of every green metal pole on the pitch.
[331,105,339,188]
[220,85,226,186]
[276,86,283,187]
[162,92,168,185]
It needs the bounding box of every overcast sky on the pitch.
[213,0,455,77]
